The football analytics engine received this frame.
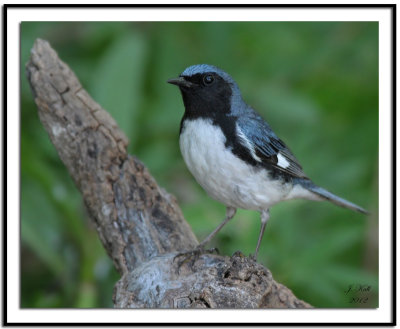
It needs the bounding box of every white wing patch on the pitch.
[236,125,261,162]
[277,153,290,169]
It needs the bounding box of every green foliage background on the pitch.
[21,22,378,308]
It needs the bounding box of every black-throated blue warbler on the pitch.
[168,64,368,260]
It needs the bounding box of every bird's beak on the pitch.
[167,76,193,88]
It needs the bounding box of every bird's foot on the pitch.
[231,250,258,263]
[173,246,219,273]
[248,253,258,262]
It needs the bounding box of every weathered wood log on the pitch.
[26,38,311,309]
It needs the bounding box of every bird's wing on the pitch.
[236,109,308,179]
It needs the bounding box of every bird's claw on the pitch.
[204,246,220,255]
[249,253,258,262]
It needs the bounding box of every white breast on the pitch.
[179,118,293,210]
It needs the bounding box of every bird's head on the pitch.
[168,64,242,118]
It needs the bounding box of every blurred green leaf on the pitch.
[21,180,66,275]
[90,31,148,145]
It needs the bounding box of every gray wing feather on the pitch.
[236,108,307,178]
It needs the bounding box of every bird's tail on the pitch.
[296,179,369,215]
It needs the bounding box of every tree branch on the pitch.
[26,38,311,309]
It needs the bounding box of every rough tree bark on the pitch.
[26,39,311,309]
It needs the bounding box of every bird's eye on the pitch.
[203,74,214,85]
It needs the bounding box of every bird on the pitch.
[167,64,368,260]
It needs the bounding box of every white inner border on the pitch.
[7,5,392,325]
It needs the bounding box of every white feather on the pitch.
[236,124,261,162]
[285,184,321,201]
[277,153,290,169]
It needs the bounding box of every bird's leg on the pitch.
[198,206,237,249]
[173,207,236,272]
[253,209,270,261]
